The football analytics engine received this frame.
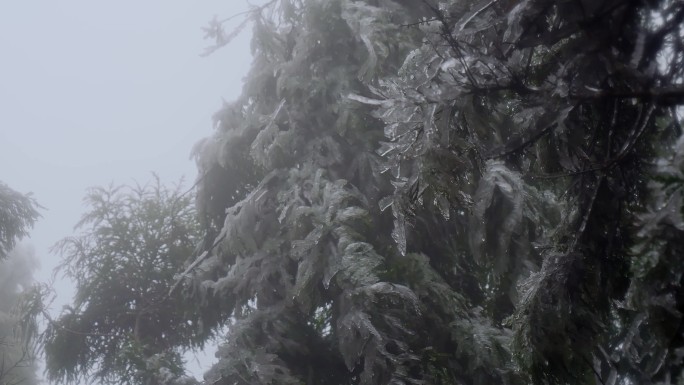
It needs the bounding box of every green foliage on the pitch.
[44,177,208,385]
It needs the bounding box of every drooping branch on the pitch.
[571,85,684,105]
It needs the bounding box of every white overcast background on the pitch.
[0,1,255,382]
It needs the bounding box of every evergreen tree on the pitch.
[44,178,211,385]
[186,0,684,384]
[354,0,684,383]
[0,183,40,385]
[39,0,684,384]
[0,182,40,260]
[0,245,40,385]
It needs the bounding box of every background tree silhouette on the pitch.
[44,177,212,385]
[0,182,40,260]
[0,245,40,385]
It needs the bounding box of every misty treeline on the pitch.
[3,0,684,384]
[0,184,40,385]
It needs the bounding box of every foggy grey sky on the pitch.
[0,2,252,280]
[0,1,255,381]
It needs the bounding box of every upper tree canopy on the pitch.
[184,0,684,384]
